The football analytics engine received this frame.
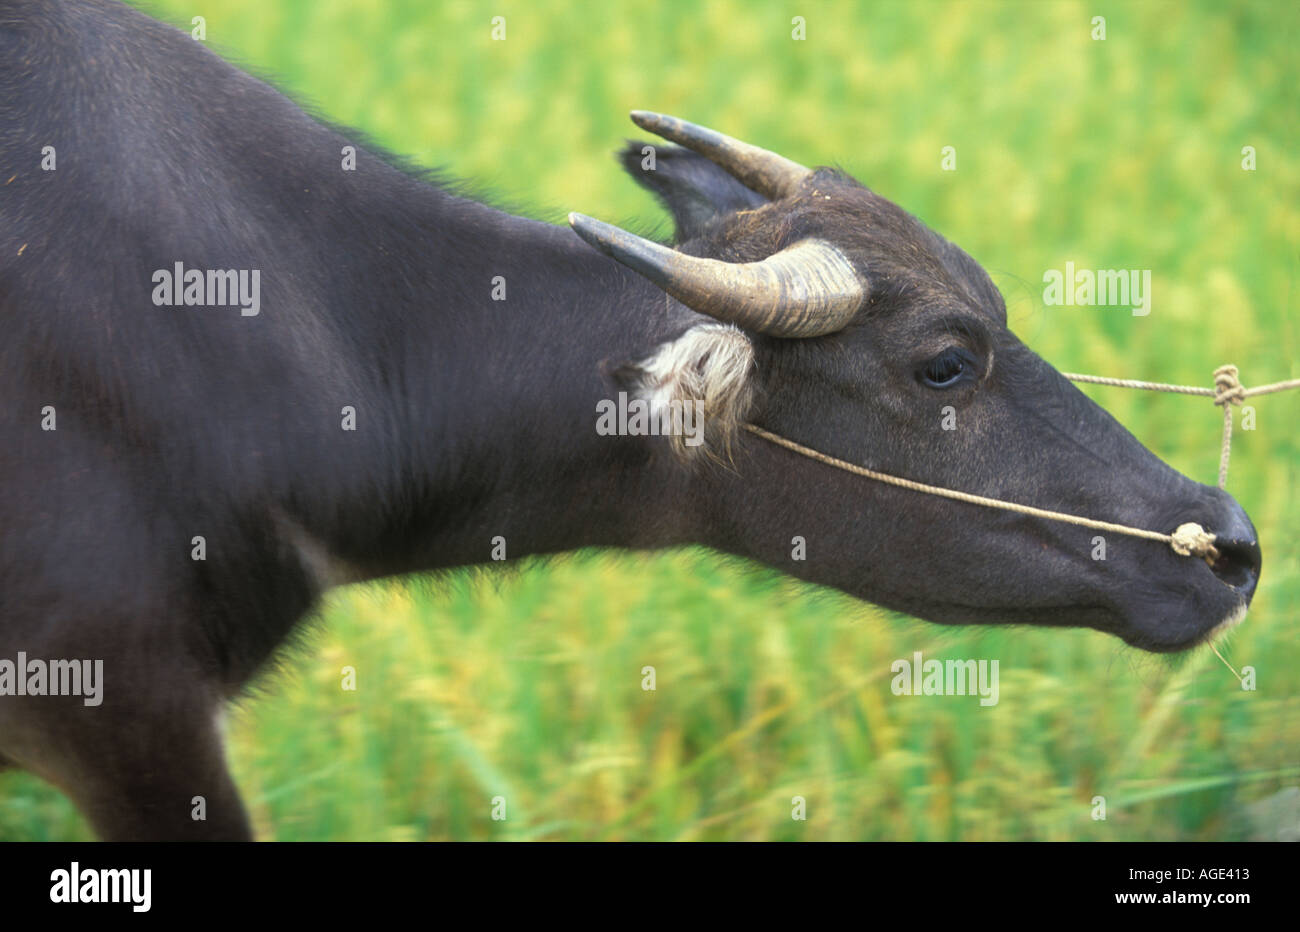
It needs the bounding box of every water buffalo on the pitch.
[0,0,1259,839]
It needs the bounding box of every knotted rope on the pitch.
[1061,364,1300,490]
[745,365,1300,564]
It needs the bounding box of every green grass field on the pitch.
[2,0,1296,840]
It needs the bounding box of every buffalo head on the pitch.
[570,112,1259,653]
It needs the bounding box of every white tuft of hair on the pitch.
[624,323,756,462]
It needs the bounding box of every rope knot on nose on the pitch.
[1213,364,1245,407]
[1170,522,1218,560]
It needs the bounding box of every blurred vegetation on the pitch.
[2,0,1296,840]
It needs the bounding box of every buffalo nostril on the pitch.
[1208,536,1261,593]
[1203,493,1260,596]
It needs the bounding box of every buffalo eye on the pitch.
[918,347,973,389]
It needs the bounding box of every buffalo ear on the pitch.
[609,323,756,463]
[618,140,768,243]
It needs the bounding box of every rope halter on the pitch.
[742,363,1300,565]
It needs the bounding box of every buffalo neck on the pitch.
[304,185,702,580]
